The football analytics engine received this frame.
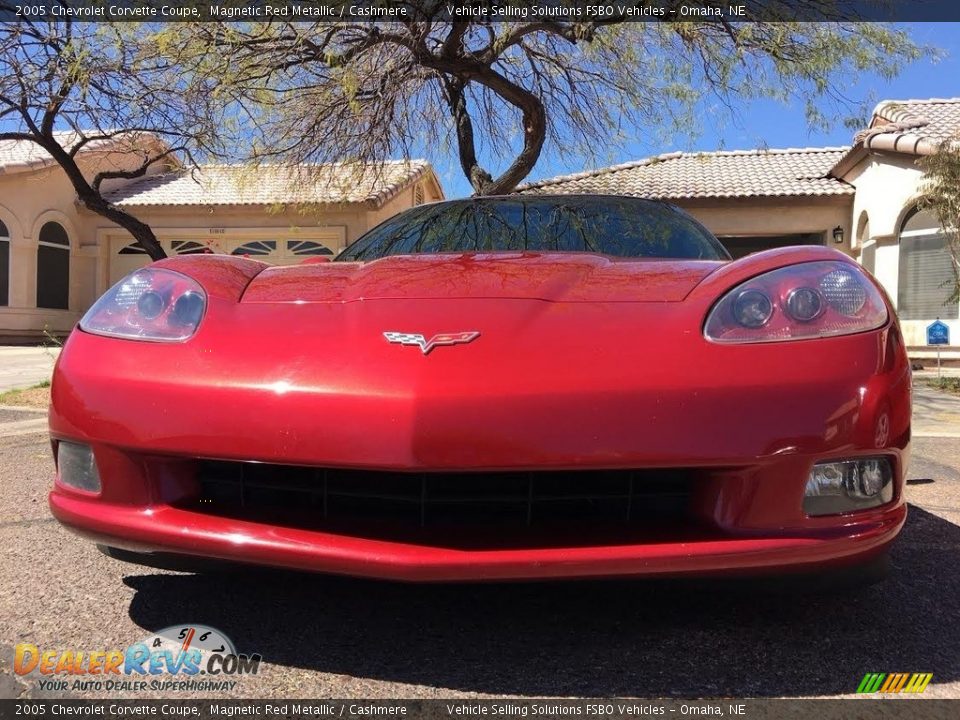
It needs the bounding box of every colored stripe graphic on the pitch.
[904,673,934,693]
[881,673,906,692]
[857,673,886,693]
[858,672,932,693]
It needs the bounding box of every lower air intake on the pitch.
[183,460,709,549]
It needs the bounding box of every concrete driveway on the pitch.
[0,346,60,392]
[913,383,960,437]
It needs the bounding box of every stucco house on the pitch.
[3,97,959,356]
[0,134,443,341]
[521,97,960,358]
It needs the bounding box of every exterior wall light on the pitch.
[832,226,845,244]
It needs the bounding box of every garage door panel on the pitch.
[110,229,347,284]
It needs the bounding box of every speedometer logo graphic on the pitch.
[139,625,236,667]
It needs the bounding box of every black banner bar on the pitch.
[1,1,960,23]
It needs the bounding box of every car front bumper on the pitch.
[48,314,911,581]
[51,490,904,581]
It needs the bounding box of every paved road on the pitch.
[1,396,958,700]
[0,346,60,392]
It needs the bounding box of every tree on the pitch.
[0,17,225,260]
[918,132,960,297]
[920,135,960,255]
[191,2,927,196]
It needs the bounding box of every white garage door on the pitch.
[108,230,345,285]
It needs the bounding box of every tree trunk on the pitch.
[442,72,547,197]
[75,190,167,261]
[38,136,168,261]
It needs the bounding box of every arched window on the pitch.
[37,221,70,310]
[117,241,149,255]
[897,207,957,320]
[231,240,277,257]
[287,240,333,256]
[0,219,9,306]
[170,240,209,255]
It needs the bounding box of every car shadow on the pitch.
[124,504,959,697]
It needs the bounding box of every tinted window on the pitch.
[39,221,70,246]
[338,197,728,262]
[0,234,8,307]
[37,221,70,309]
[37,244,69,309]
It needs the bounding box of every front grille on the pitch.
[181,460,712,549]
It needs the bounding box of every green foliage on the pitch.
[178,15,931,195]
[922,376,960,395]
[918,132,960,297]
[0,21,233,259]
[42,327,64,349]
[0,15,937,202]
[919,137,960,245]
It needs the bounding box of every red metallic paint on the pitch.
[241,253,722,303]
[48,244,910,581]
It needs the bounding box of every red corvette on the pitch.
[48,196,910,582]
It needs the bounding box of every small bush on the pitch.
[922,377,960,394]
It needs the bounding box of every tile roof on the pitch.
[518,147,853,199]
[854,98,960,155]
[106,161,432,209]
[0,131,156,173]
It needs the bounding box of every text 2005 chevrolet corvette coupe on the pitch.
[48,196,910,582]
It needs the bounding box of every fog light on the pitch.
[804,458,893,516]
[57,441,101,493]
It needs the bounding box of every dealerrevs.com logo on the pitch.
[13,624,261,693]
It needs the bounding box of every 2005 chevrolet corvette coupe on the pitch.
[48,195,910,582]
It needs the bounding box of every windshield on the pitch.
[337,196,730,262]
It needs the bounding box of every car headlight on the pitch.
[79,268,206,342]
[704,261,888,343]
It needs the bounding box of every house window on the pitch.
[0,219,9,306]
[231,240,277,256]
[897,207,958,320]
[287,240,333,256]
[36,221,70,310]
[118,241,149,255]
[171,240,209,255]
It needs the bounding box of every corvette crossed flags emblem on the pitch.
[383,331,480,355]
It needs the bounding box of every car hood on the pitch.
[240,253,725,303]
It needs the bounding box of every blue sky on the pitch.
[434,22,960,199]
